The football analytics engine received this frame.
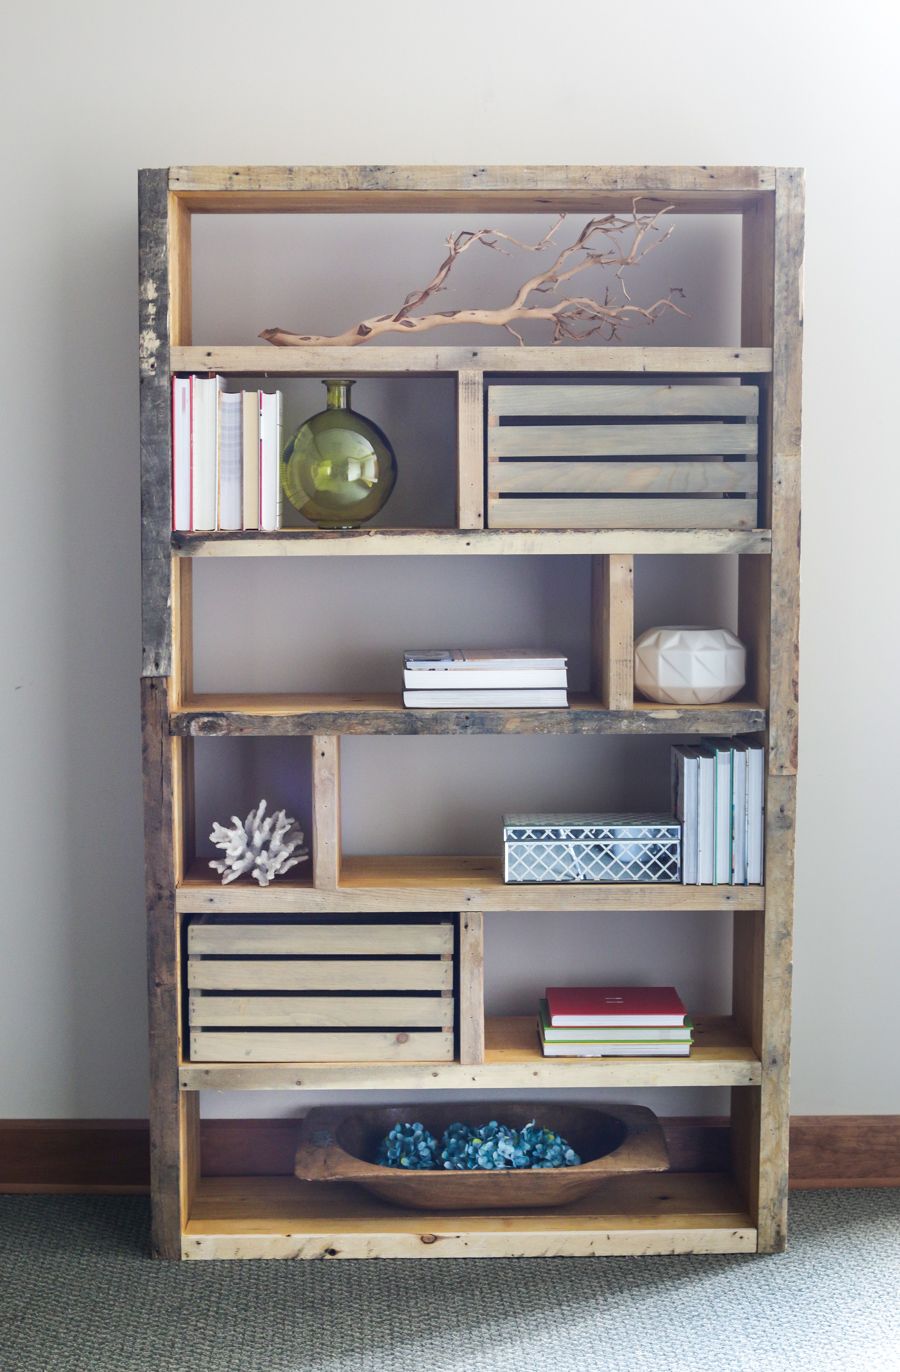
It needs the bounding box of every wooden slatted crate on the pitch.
[487,383,759,530]
[187,917,455,1062]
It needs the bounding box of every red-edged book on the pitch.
[546,986,687,1027]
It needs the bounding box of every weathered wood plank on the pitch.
[488,384,759,418]
[188,920,453,956]
[190,1030,455,1063]
[312,737,341,889]
[456,370,484,528]
[171,345,774,377]
[592,556,634,709]
[169,693,766,738]
[488,423,757,459]
[768,167,804,777]
[490,460,758,496]
[488,498,755,530]
[175,526,772,557]
[176,855,764,915]
[141,675,186,1258]
[139,170,173,678]
[188,959,453,992]
[458,911,485,1066]
[189,995,452,1028]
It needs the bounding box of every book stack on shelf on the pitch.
[172,376,283,532]
[539,986,693,1057]
[402,650,568,710]
[672,741,765,885]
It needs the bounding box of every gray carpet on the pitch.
[0,1191,898,1372]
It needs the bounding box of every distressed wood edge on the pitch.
[458,911,485,1065]
[3,1115,895,1192]
[139,170,174,679]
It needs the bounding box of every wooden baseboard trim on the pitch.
[1,1115,897,1194]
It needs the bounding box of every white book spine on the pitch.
[403,669,567,690]
[714,745,733,884]
[217,392,242,531]
[731,745,748,885]
[697,751,715,885]
[171,378,191,531]
[190,376,222,531]
[259,390,283,532]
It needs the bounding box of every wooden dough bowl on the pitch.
[295,1101,669,1211]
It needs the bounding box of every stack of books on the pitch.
[672,741,765,885]
[538,986,692,1057]
[402,650,568,709]
[172,376,284,532]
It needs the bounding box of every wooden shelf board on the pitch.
[182,1171,756,1259]
[176,856,764,914]
[174,526,772,558]
[179,1014,759,1092]
[171,344,772,376]
[170,693,767,738]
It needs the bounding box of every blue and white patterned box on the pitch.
[503,813,682,884]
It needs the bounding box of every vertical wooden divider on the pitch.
[458,911,485,1065]
[312,736,341,889]
[457,369,485,529]
[591,554,634,709]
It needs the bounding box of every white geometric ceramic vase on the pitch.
[634,626,747,705]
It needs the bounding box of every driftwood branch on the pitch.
[260,205,687,347]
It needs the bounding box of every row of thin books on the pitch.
[402,649,569,709]
[672,741,765,885]
[538,986,692,1057]
[172,376,284,532]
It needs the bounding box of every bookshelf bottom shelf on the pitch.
[182,1172,755,1259]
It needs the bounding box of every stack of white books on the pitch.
[402,650,568,709]
[672,741,765,885]
[172,376,283,532]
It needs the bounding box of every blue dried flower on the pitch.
[376,1118,582,1171]
[375,1121,437,1169]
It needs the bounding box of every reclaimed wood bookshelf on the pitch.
[139,164,802,1260]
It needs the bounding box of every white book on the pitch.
[217,391,242,531]
[696,745,716,885]
[731,742,749,885]
[672,745,700,884]
[241,390,260,530]
[171,377,191,531]
[259,390,283,532]
[403,689,568,709]
[746,743,766,884]
[710,741,733,884]
[404,649,567,672]
[539,1034,691,1058]
[403,668,567,690]
[190,375,223,531]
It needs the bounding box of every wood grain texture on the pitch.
[488,498,756,530]
[171,345,773,377]
[592,555,634,709]
[139,170,173,677]
[175,526,772,556]
[168,693,766,738]
[179,1014,759,1090]
[188,920,453,955]
[312,736,341,889]
[189,995,453,1028]
[188,959,454,993]
[489,423,757,459]
[141,676,187,1258]
[488,383,759,418]
[456,370,484,528]
[768,168,804,775]
[181,1171,755,1260]
[458,911,485,1066]
[176,855,765,915]
[490,460,758,497]
[191,1030,455,1064]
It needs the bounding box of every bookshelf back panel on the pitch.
[193,736,313,871]
[191,212,742,351]
[191,556,593,694]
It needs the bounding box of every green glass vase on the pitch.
[281,380,398,529]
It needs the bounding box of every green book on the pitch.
[539,1001,694,1044]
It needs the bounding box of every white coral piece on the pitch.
[209,799,309,886]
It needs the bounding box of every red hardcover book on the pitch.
[546,986,687,1027]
